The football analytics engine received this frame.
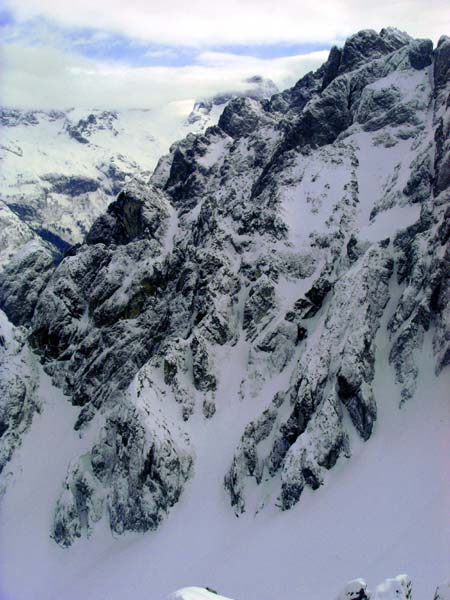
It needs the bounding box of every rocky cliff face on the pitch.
[0,310,40,495]
[0,28,449,548]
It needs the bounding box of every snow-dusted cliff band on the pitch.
[0,27,448,600]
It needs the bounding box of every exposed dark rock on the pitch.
[0,242,56,326]
[403,153,432,204]
[218,98,267,139]
[408,39,433,70]
[304,275,333,314]
[191,335,217,392]
[284,77,353,150]
[166,147,196,190]
[434,36,450,91]
[243,277,276,336]
[346,234,367,262]
[338,28,410,74]
[336,372,377,441]
[321,46,342,90]
[53,405,192,547]
[86,181,169,246]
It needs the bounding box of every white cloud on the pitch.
[0,42,329,110]
[4,0,450,46]
[2,0,448,111]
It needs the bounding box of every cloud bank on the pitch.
[1,0,448,110]
[1,42,328,110]
[4,0,449,46]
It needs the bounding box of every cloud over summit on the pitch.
[1,0,448,110]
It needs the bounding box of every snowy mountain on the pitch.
[0,28,449,600]
[186,75,279,130]
[0,76,278,249]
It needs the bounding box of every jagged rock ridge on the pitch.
[0,28,448,547]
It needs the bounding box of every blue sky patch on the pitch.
[0,9,14,27]
[1,12,332,68]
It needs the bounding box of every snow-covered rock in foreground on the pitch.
[337,575,413,600]
[170,588,234,600]
[372,575,412,600]
[170,575,446,600]
[337,578,371,600]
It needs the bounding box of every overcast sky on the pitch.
[1,0,448,110]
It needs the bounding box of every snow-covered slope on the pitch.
[0,28,448,600]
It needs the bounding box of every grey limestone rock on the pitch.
[0,240,57,326]
[53,403,192,547]
[0,311,40,488]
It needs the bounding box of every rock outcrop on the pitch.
[0,310,40,495]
